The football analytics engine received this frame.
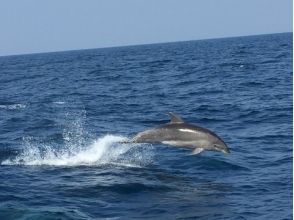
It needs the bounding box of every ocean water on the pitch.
[0,33,292,219]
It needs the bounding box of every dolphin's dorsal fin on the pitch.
[167,112,184,123]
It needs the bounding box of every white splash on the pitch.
[2,135,153,167]
[0,104,26,110]
[2,109,154,167]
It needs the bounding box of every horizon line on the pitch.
[0,31,292,58]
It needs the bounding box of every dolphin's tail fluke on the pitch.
[118,139,133,144]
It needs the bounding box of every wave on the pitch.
[1,135,153,167]
[52,101,66,105]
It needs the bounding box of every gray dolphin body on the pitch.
[127,112,230,155]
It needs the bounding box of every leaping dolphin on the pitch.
[124,112,230,155]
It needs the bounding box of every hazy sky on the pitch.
[0,0,292,56]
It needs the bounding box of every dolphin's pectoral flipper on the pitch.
[190,148,204,155]
[167,112,184,123]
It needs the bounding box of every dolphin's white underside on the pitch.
[162,139,210,148]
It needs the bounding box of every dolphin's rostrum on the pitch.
[125,112,230,155]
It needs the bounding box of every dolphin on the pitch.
[124,112,230,155]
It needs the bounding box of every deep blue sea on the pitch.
[0,33,292,219]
